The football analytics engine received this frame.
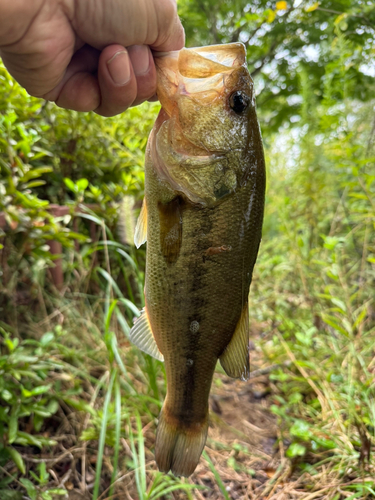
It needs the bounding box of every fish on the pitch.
[129,42,266,477]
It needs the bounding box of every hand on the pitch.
[0,0,184,116]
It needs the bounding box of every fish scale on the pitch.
[130,42,266,477]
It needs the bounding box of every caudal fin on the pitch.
[155,407,208,477]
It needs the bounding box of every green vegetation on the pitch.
[1,1,375,498]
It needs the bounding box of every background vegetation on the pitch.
[0,0,374,498]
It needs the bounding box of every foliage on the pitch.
[0,62,157,327]
[248,26,375,494]
[0,326,83,500]
[0,329,61,471]
[179,0,375,132]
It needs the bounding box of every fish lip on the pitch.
[153,43,246,68]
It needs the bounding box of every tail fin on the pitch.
[155,406,209,477]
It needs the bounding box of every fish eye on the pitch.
[229,91,249,114]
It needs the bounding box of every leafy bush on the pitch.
[0,327,72,498]
[0,61,158,331]
[248,40,375,488]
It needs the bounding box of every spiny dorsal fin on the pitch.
[220,304,250,380]
[134,199,147,248]
[129,308,164,362]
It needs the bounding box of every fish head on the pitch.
[155,43,257,155]
[152,43,264,206]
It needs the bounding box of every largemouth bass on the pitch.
[129,43,265,477]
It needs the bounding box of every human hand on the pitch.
[0,0,184,116]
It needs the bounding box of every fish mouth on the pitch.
[154,43,247,116]
[154,42,246,77]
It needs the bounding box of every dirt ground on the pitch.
[187,346,293,500]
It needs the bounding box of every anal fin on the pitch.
[220,303,250,381]
[134,199,147,248]
[129,308,164,362]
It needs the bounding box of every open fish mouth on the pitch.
[154,42,246,75]
[152,43,249,169]
[154,43,247,115]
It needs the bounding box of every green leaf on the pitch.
[92,370,116,500]
[290,420,311,440]
[62,397,95,415]
[7,446,26,474]
[40,332,54,346]
[0,490,23,500]
[203,451,230,500]
[76,178,89,191]
[265,9,276,23]
[20,478,37,500]
[286,443,306,458]
[20,166,53,183]
[63,178,77,193]
[1,390,13,401]
[23,180,46,189]
[353,306,368,329]
[8,416,18,444]
[22,384,51,398]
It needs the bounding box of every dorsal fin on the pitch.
[134,199,147,248]
[220,304,250,381]
[129,308,164,362]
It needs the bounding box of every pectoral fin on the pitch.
[134,199,147,248]
[158,197,183,264]
[220,304,250,380]
[129,308,164,362]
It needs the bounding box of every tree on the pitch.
[179,0,375,132]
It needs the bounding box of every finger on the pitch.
[43,44,101,112]
[72,0,185,53]
[149,0,185,52]
[94,44,137,117]
[127,45,157,107]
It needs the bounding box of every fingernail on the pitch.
[128,45,150,76]
[107,51,131,85]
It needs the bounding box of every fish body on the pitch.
[130,43,265,477]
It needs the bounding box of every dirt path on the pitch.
[187,352,290,500]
